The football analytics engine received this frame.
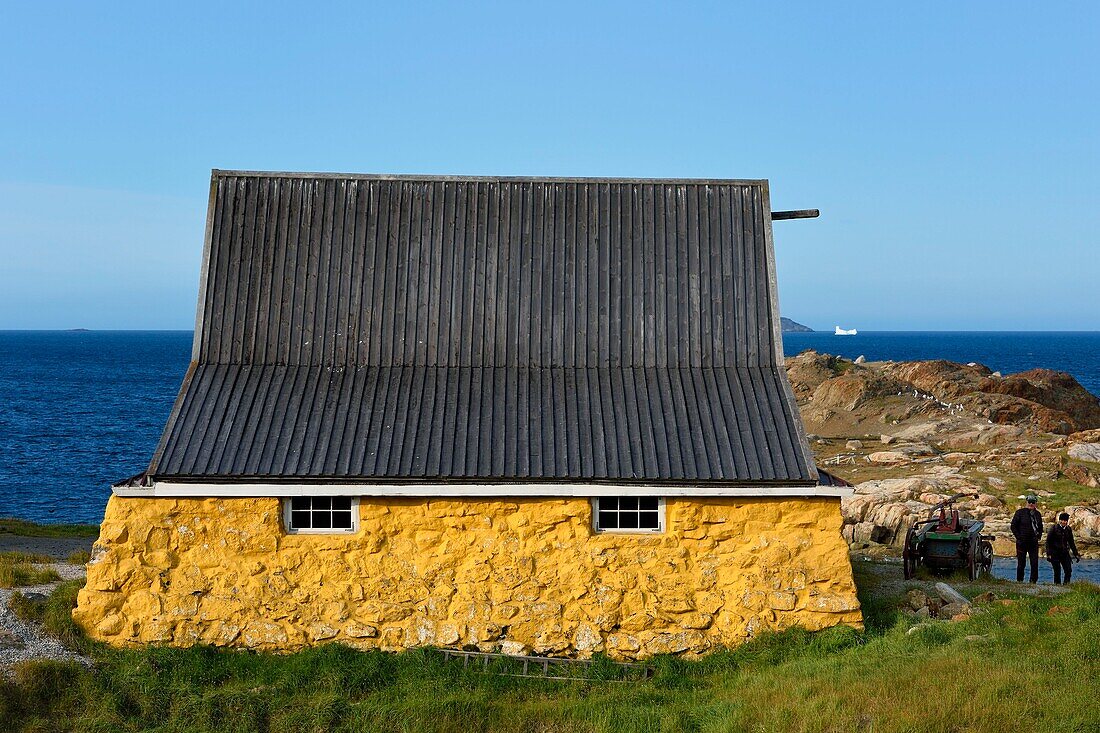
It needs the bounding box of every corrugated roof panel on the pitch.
[154,365,812,482]
[193,176,783,369]
[148,172,817,485]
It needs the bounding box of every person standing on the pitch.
[1010,494,1044,583]
[1045,512,1081,584]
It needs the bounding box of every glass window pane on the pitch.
[599,497,618,511]
[639,497,658,511]
[619,497,638,511]
[619,512,639,529]
[288,498,358,532]
[597,511,618,529]
[639,511,659,529]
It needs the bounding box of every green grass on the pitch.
[6,592,44,624]
[0,518,99,539]
[999,474,1100,508]
[7,580,88,653]
[0,551,56,565]
[64,550,90,565]
[0,556,61,589]
[830,358,855,376]
[0,577,1097,732]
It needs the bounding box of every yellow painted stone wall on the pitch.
[74,496,861,658]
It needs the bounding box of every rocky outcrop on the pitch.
[884,360,993,402]
[866,451,909,465]
[1068,443,1100,464]
[810,372,899,413]
[841,477,1004,549]
[883,361,1100,435]
[1069,429,1100,443]
[840,475,1097,557]
[980,370,1100,433]
[787,351,1100,436]
[1066,507,1100,544]
[962,393,1078,435]
[785,351,848,400]
[788,352,1100,559]
[1062,463,1099,488]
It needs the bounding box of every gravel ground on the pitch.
[0,535,96,561]
[0,563,91,671]
[854,554,1074,600]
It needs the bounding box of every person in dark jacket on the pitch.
[1010,495,1044,583]
[1046,512,1081,584]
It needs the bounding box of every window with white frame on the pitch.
[593,497,664,532]
[284,497,358,533]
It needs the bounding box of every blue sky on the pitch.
[2,2,1097,330]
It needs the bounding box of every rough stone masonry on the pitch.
[75,496,861,659]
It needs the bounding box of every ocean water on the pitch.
[0,331,190,523]
[991,556,1099,585]
[0,330,1098,525]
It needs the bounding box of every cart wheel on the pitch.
[977,540,994,577]
[967,551,977,581]
[903,534,917,580]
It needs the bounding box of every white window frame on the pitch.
[591,497,665,533]
[283,496,360,534]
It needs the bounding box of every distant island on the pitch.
[65,328,91,333]
[781,318,813,333]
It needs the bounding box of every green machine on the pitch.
[902,493,994,580]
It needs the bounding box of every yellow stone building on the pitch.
[75,173,860,658]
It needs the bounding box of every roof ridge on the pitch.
[210,170,769,186]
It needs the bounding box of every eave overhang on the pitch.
[113,480,852,499]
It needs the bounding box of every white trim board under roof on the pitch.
[113,481,852,499]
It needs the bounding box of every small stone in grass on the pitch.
[938,602,971,619]
[904,589,930,611]
[0,628,26,650]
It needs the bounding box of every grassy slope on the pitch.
[1,569,1098,733]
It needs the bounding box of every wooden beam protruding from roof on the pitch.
[771,209,819,221]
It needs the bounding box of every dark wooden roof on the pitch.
[148,172,816,485]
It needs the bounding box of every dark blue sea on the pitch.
[1,330,1099,525]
